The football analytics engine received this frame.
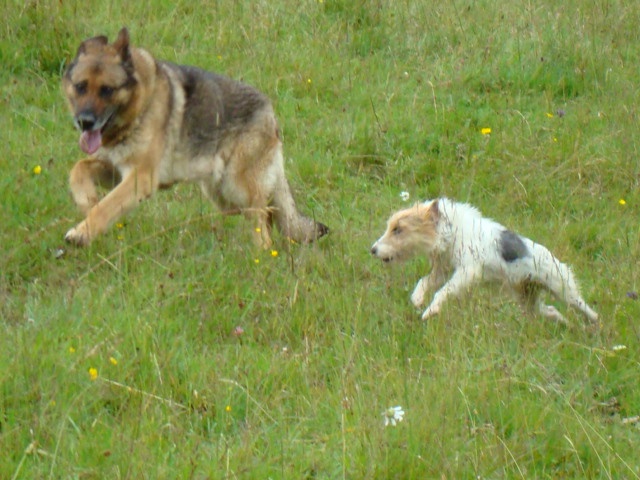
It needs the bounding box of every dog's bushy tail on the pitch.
[271,173,328,244]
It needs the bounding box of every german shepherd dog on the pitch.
[62,27,328,248]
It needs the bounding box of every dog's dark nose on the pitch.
[370,246,377,256]
[76,112,97,131]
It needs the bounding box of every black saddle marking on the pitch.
[499,229,529,262]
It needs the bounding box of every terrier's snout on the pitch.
[370,245,378,256]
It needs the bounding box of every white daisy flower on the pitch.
[382,406,405,427]
[400,191,410,202]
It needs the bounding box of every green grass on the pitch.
[2,0,640,478]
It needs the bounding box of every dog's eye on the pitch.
[99,86,115,99]
[392,226,402,235]
[74,81,88,95]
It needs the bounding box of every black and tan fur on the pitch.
[62,27,328,248]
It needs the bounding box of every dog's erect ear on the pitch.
[427,199,440,222]
[413,200,439,221]
[77,35,108,56]
[113,27,131,64]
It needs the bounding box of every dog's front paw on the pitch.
[65,222,91,246]
[421,301,442,320]
[411,289,425,308]
[411,279,426,307]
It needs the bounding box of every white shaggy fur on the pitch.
[371,198,598,325]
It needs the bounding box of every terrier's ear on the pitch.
[112,27,131,63]
[427,199,440,222]
[416,200,439,223]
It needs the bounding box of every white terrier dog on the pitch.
[371,198,598,325]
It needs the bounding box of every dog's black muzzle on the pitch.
[75,111,98,132]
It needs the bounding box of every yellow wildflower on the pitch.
[619,199,626,206]
[89,368,98,381]
[225,405,232,412]
[546,112,554,118]
[481,127,491,135]
[255,227,261,233]
[254,258,260,264]
[68,346,76,354]
[33,165,42,175]
[271,250,278,258]
[109,357,118,366]
[116,223,124,229]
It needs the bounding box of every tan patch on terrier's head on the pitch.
[371,200,440,262]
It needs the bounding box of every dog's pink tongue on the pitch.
[79,130,102,155]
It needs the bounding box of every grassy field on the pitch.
[2,0,640,478]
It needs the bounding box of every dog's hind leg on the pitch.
[244,171,275,249]
[238,172,274,249]
[540,262,599,325]
[556,274,599,325]
[245,204,273,249]
[539,304,568,325]
[516,280,569,325]
[198,176,272,247]
[566,294,599,325]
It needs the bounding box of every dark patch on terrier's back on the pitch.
[500,229,529,262]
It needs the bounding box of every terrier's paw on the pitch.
[421,304,440,320]
[65,223,91,246]
[411,289,425,308]
[542,305,569,326]
[411,280,426,307]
